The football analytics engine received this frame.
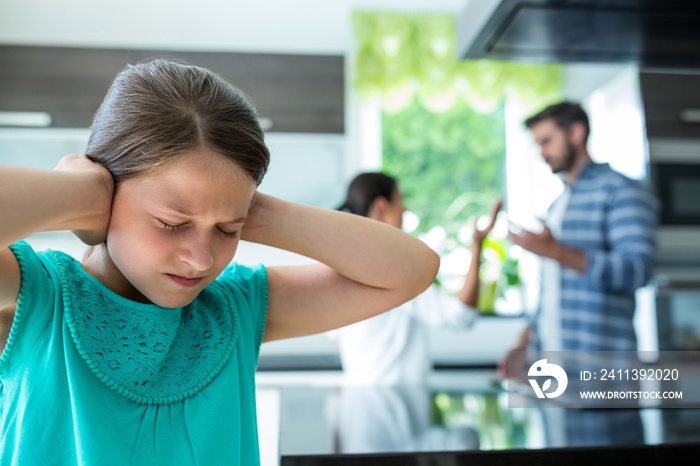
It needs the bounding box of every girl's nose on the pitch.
[177,234,214,272]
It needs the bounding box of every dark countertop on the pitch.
[255,360,700,464]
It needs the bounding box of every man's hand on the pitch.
[509,224,587,274]
[497,326,531,381]
[508,225,557,258]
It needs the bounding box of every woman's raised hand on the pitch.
[472,198,503,245]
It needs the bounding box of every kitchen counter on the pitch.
[254,364,700,465]
[258,315,529,371]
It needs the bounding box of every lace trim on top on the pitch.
[1,243,31,370]
[47,250,238,405]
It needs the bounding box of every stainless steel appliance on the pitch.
[638,71,700,353]
[639,71,700,263]
[648,146,700,261]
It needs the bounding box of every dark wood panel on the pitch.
[132,50,345,133]
[0,45,344,133]
[0,46,133,127]
[639,72,700,139]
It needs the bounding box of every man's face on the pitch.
[529,119,577,174]
[96,149,257,308]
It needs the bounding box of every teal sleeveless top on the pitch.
[0,241,269,466]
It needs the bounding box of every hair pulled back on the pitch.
[338,172,398,217]
[86,57,270,185]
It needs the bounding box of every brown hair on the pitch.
[338,172,398,217]
[524,101,590,144]
[86,57,270,186]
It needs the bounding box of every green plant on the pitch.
[382,96,505,237]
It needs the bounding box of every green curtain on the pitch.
[352,11,563,113]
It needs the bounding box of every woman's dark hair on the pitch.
[524,101,590,143]
[338,172,398,217]
[86,57,270,186]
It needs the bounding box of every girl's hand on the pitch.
[54,154,114,245]
[240,190,268,240]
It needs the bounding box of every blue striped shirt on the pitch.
[531,162,660,352]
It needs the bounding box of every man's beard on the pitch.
[552,142,577,174]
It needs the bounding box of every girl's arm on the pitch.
[0,155,113,309]
[241,193,440,342]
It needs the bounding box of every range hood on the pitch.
[457,0,700,67]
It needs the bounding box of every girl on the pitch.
[0,59,439,465]
[330,172,501,385]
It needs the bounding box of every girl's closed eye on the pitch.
[157,218,238,239]
[157,218,187,231]
[218,228,238,239]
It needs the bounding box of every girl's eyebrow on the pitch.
[161,204,247,224]
[223,217,248,225]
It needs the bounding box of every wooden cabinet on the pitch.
[0,46,131,128]
[0,45,344,133]
[639,71,700,139]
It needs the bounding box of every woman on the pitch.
[331,172,502,385]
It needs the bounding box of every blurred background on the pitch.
[2,0,700,369]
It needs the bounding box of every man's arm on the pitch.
[509,226,587,274]
[584,183,659,291]
[509,184,658,291]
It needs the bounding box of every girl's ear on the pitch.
[368,196,388,221]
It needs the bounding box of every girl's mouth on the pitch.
[167,274,204,287]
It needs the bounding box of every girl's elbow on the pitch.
[391,244,440,300]
[417,248,440,291]
[429,249,440,277]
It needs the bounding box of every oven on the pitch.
[640,69,700,263]
[647,139,700,263]
[653,162,700,227]
[645,140,700,355]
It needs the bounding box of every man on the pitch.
[499,102,659,377]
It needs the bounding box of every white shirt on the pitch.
[327,284,478,385]
[539,186,571,351]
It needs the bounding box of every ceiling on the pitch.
[0,0,467,55]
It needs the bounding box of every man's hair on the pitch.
[524,101,590,143]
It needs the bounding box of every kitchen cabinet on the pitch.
[0,46,130,128]
[639,71,700,140]
[0,45,344,133]
[131,49,344,134]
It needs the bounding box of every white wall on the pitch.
[0,0,467,55]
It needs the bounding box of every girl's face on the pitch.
[94,149,257,308]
